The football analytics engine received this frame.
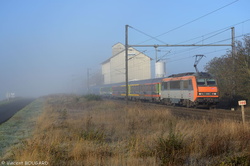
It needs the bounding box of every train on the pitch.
[90,72,219,108]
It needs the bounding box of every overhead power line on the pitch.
[176,18,250,45]
[120,18,249,63]
[167,48,228,63]
[141,19,250,60]
[208,32,250,45]
[166,32,250,64]
[129,26,167,44]
[138,0,240,44]
[166,32,249,60]
[193,28,230,45]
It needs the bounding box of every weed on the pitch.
[128,119,137,135]
[154,121,185,165]
[84,94,102,101]
[85,115,94,131]
[205,135,231,157]
[81,129,106,143]
[220,154,250,166]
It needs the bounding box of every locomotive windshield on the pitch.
[197,79,206,85]
[197,78,216,86]
[207,79,216,85]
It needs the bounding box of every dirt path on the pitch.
[0,98,35,124]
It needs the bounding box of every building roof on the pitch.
[101,42,152,65]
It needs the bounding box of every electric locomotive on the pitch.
[161,72,219,107]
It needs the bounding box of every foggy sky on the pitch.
[0,0,249,100]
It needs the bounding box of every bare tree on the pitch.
[205,36,250,106]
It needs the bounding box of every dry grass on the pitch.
[6,95,250,165]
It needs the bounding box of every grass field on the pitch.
[1,95,249,165]
[0,99,43,157]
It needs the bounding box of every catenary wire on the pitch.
[167,32,250,63]
[166,32,250,59]
[136,0,240,45]
[175,18,250,44]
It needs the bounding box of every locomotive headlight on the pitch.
[198,92,217,96]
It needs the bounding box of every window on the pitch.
[189,80,193,90]
[170,81,181,89]
[113,86,125,93]
[197,78,217,86]
[183,80,189,90]
[162,82,168,90]
[131,85,139,93]
[147,85,152,91]
[183,80,193,90]
[207,79,216,85]
[197,79,206,86]
[152,84,156,91]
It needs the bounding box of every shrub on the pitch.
[80,129,105,143]
[154,122,185,165]
[205,135,231,157]
[220,154,250,166]
[84,94,102,101]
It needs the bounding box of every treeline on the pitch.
[205,36,250,107]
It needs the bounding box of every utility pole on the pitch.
[154,45,158,62]
[87,68,90,94]
[231,27,236,61]
[231,27,236,97]
[125,25,129,104]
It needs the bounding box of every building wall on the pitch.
[110,52,125,84]
[102,61,111,84]
[128,49,151,81]
[102,43,151,84]
[112,43,125,57]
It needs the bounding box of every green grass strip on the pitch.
[0,98,44,158]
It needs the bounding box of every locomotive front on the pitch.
[194,73,219,107]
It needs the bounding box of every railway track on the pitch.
[167,106,250,122]
[149,102,250,122]
[108,98,250,123]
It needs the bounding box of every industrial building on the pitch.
[102,43,151,84]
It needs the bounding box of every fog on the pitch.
[1,0,249,100]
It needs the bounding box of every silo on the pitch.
[155,61,166,78]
